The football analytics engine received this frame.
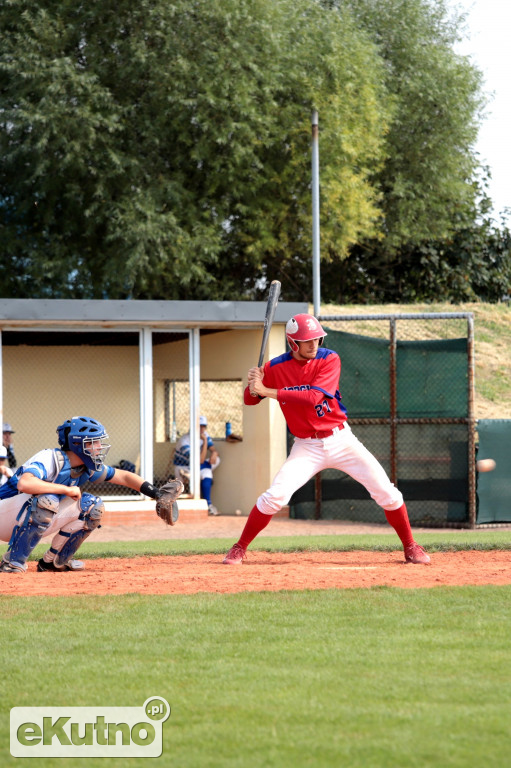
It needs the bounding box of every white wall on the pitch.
[3,344,140,467]
[200,327,288,514]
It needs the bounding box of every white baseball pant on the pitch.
[257,423,403,515]
[0,494,84,544]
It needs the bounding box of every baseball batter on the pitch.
[223,313,430,565]
[0,415,183,573]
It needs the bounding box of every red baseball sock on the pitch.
[238,505,273,549]
[384,503,414,547]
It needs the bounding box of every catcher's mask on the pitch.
[285,313,327,353]
[57,416,111,472]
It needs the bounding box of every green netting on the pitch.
[324,329,468,418]
[290,326,471,526]
[323,329,389,417]
[290,424,469,526]
[396,338,468,417]
[395,423,468,524]
[476,420,511,524]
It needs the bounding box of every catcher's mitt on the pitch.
[155,479,184,526]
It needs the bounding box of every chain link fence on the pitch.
[154,377,243,485]
[161,379,243,444]
[289,313,476,527]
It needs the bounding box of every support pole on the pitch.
[189,329,201,500]
[139,328,154,483]
[389,318,398,486]
[467,315,477,528]
[311,110,321,317]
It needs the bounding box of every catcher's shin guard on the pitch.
[1,494,59,573]
[45,493,104,570]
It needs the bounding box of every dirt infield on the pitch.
[1,550,510,597]
[1,518,510,597]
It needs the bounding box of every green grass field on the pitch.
[20,527,511,560]
[2,532,510,767]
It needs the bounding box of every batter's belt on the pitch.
[307,424,345,439]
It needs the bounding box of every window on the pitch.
[157,379,244,442]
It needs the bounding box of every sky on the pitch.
[449,0,511,221]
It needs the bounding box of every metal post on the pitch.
[189,329,201,500]
[467,314,477,528]
[139,328,154,483]
[389,319,398,485]
[171,380,177,442]
[311,110,321,317]
[314,473,322,520]
[164,379,170,441]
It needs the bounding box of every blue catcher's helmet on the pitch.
[56,416,111,472]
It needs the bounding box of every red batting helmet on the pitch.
[285,313,327,352]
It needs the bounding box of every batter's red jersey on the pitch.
[244,348,348,438]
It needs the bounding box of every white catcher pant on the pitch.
[257,423,403,515]
[0,494,84,544]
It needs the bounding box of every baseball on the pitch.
[476,458,496,473]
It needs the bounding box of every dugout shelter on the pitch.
[0,298,306,519]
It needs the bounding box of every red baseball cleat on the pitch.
[404,542,431,565]
[223,543,247,565]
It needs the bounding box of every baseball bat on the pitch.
[251,280,281,395]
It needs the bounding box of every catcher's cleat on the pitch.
[208,504,219,516]
[404,542,431,565]
[222,543,247,565]
[37,558,85,572]
[0,559,27,573]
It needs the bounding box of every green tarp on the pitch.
[396,338,468,418]
[476,419,511,524]
[324,329,468,418]
[289,328,471,525]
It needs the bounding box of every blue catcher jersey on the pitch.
[0,448,115,500]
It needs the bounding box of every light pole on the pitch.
[311,110,321,317]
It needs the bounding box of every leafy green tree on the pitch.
[0,0,388,299]
[333,0,486,250]
[319,173,511,304]
[223,0,493,301]
[0,0,497,303]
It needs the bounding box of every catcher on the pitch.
[0,416,183,573]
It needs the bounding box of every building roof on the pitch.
[0,298,308,330]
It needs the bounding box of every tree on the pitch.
[0,0,388,299]
[0,0,493,303]
[336,0,485,248]
[318,171,511,304]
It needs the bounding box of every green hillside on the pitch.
[314,302,511,420]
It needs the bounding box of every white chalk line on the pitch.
[316,566,381,571]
